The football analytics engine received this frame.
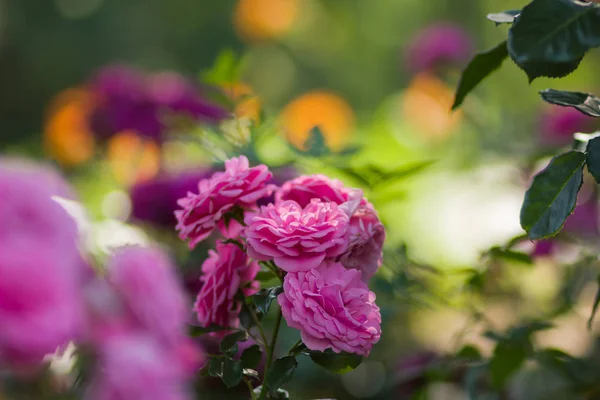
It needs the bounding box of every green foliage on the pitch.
[452,41,508,110]
[241,345,263,370]
[265,356,298,394]
[220,331,249,356]
[189,324,234,336]
[290,126,332,157]
[222,358,244,388]
[251,286,284,316]
[587,274,600,330]
[586,137,600,183]
[201,48,243,86]
[508,0,600,81]
[520,151,585,240]
[308,350,363,374]
[540,89,600,118]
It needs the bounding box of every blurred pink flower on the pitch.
[86,333,192,400]
[406,23,473,74]
[194,242,259,330]
[278,262,381,356]
[539,106,598,148]
[276,174,351,207]
[244,200,350,272]
[338,204,385,282]
[0,164,83,364]
[106,246,189,345]
[175,156,273,248]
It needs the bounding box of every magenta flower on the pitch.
[86,333,192,400]
[338,204,386,282]
[406,23,473,74]
[194,242,259,330]
[89,64,227,142]
[276,174,351,207]
[278,262,381,356]
[244,200,350,272]
[106,246,189,345]
[539,106,598,148]
[0,164,83,364]
[175,156,273,248]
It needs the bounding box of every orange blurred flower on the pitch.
[401,72,462,142]
[280,90,355,151]
[233,0,299,42]
[107,130,160,186]
[222,82,262,122]
[44,88,96,167]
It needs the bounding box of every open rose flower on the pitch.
[175,156,273,248]
[276,174,351,207]
[244,200,350,272]
[338,205,386,282]
[194,242,259,330]
[278,262,381,356]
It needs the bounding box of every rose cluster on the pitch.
[0,161,200,399]
[176,156,384,356]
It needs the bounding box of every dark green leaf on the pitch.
[507,0,600,81]
[189,324,233,337]
[452,41,509,110]
[487,10,520,25]
[252,286,283,316]
[489,342,527,388]
[221,358,243,388]
[239,303,254,330]
[293,126,331,157]
[309,350,363,374]
[255,270,277,282]
[541,89,600,118]
[508,321,553,342]
[222,238,245,251]
[587,274,600,330]
[265,356,298,393]
[220,331,248,356]
[241,345,262,369]
[208,358,223,377]
[520,151,586,240]
[587,137,600,184]
[488,247,532,265]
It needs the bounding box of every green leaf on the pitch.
[252,286,283,316]
[220,331,248,356]
[255,270,277,282]
[208,357,223,377]
[189,324,233,336]
[241,345,262,369]
[309,350,363,374]
[488,247,533,265]
[292,126,331,157]
[201,48,243,86]
[507,0,600,81]
[487,10,520,25]
[489,342,527,388]
[265,356,298,393]
[239,303,254,330]
[456,345,482,361]
[587,274,600,330]
[541,89,600,118]
[221,358,243,388]
[520,151,586,240]
[589,137,600,183]
[452,41,509,110]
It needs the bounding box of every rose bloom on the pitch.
[194,242,259,329]
[106,246,190,345]
[175,156,273,248]
[276,174,385,279]
[338,204,386,282]
[278,262,381,356]
[86,333,192,400]
[244,199,350,272]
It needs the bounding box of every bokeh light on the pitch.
[106,130,160,186]
[233,0,299,42]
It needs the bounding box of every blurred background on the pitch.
[3,0,600,399]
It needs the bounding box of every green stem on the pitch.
[258,309,283,400]
[248,306,269,348]
[243,376,257,400]
[287,339,303,356]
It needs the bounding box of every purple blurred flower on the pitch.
[89,65,228,142]
[539,106,598,148]
[129,169,213,228]
[406,23,473,74]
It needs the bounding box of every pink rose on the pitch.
[278,262,381,356]
[175,156,273,248]
[244,200,350,272]
[194,242,259,329]
[106,246,189,345]
[338,205,386,282]
[276,174,350,207]
[86,333,192,400]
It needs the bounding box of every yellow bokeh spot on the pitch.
[233,0,299,42]
[401,72,462,142]
[280,90,355,151]
[44,88,96,167]
[107,130,160,186]
[222,82,262,122]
